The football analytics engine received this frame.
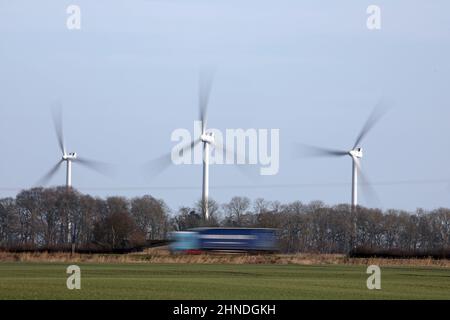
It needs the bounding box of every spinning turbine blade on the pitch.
[354,158,381,208]
[51,102,66,155]
[35,160,63,186]
[353,99,390,149]
[214,139,262,182]
[76,157,113,176]
[295,143,348,158]
[179,138,202,159]
[144,139,201,179]
[199,68,215,133]
[144,153,173,178]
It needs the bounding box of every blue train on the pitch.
[169,228,278,253]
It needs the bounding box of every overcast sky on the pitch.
[0,0,449,212]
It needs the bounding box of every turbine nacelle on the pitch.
[349,147,363,159]
[62,152,77,161]
[200,132,215,144]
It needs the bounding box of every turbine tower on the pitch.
[349,147,362,208]
[36,103,110,188]
[63,152,76,188]
[198,69,215,220]
[298,101,389,208]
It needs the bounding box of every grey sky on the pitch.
[0,0,449,212]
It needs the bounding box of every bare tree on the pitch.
[222,196,251,226]
[131,195,169,240]
[195,198,220,223]
[172,207,203,231]
[0,198,19,246]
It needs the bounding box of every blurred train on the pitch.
[169,228,279,253]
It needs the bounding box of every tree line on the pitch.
[0,187,449,254]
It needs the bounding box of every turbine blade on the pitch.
[353,99,391,149]
[199,67,215,133]
[75,157,113,176]
[143,139,201,179]
[213,139,262,182]
[295,143,348,158]
[354,158,382,208]
[51,101,66,155]
[143,152,173,179]
[35,160,63,187]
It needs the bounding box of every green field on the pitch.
[0,262,449,299]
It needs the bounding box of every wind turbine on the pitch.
[145,70,235,220]
[298,101,389,208]
[36,103,110,188]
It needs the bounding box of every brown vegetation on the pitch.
[0,249,448,268]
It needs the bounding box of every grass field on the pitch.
[0,262,449,299]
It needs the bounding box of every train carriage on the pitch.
[170,228,278,253]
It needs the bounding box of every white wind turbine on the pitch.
[145,70,239,220]
[299,101,389,208]
[36,103,110,188]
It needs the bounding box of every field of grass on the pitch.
[0,262,449,299]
